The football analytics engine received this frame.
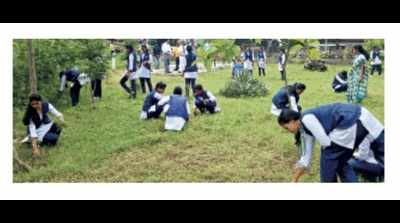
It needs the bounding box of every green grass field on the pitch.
[13,63,384,182]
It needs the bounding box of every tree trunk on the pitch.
[27,39,37,95]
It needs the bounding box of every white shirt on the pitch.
[162,42,171,54]
[29,104,63,142]
[59,75,67,92]
[184,71,198,79]
[128,53,135,71]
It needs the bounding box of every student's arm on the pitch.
[59,75,66,92]
[294,133,315,182]
[186,101,191,121]
[29,121,40,155]
[206,92,217,102]
[289,96,298,112]
[48,104,64,123]
[360,63,365,81]
[302,114,331,148]
[128,54,134,72]
[157,96,170,107]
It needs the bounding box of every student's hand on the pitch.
[32,139,41,157]
[292,166,305,183]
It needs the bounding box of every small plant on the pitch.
[220,74,268,98]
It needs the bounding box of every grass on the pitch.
[13,63,384,182]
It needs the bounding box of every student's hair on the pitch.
[22,94,43,126]
[278,109,302,146]
[353,45,370,60]
[59,71,65,79]
[141,44,148,52]
[293,83,306,91]
[155,82,167,91]
[287,83,306,95]
[339,70,347,80]
[278,109,301,126]
[126,45,134,53]
[194,84,204,92]
[186,45,193,53]
[173,86,183,95]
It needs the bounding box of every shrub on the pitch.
[220,74,268,98]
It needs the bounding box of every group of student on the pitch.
[139,82,220,131]
[20,42,384,183]
[232,47,287,81]
[231,47,267,78]
[270,45,384,183]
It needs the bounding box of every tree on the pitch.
[197,41,218,72]
[27,39,37,95]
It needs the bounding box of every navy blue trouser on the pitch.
[195,100,217,114]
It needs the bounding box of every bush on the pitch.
[220,74,268,98]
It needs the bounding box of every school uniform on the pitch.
[332,72,348,93]
[158,95,190,131]
[28,102,63,146]
[232,62,244,78]
[140,91,164,120]
[243,50,253,75]
[370,50,383,75]
[278,53,286,80]
[120,52,138,98]
[297,103,384,183]
[194,91,220,114]
[184,52,198,96]
[257,51,266,76]
[60,69,81,107]
[271,87,300,116]
[138,52,153,94]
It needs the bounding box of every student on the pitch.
[183,45,198,97]
[120,45,137,99]
[111,49,117,71]
[140,82,167,120]
[243,47,254,76]
[370,47,383,76]
[178,40,187,73]
[278,103,384,183]
[59,68,82,107]
[21,94,64,157]
[158,86,190,131]
[162,40,172,74]
[152,42,162,70]
[278,49,286,81]
[138,44,153,94]
[332,71,348,93]
[271,83,306,117]
[232,58,244,79]
[347,45,370,104]
[257,48,266,77]
[91,78,102,100]
[193,84,221,115]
